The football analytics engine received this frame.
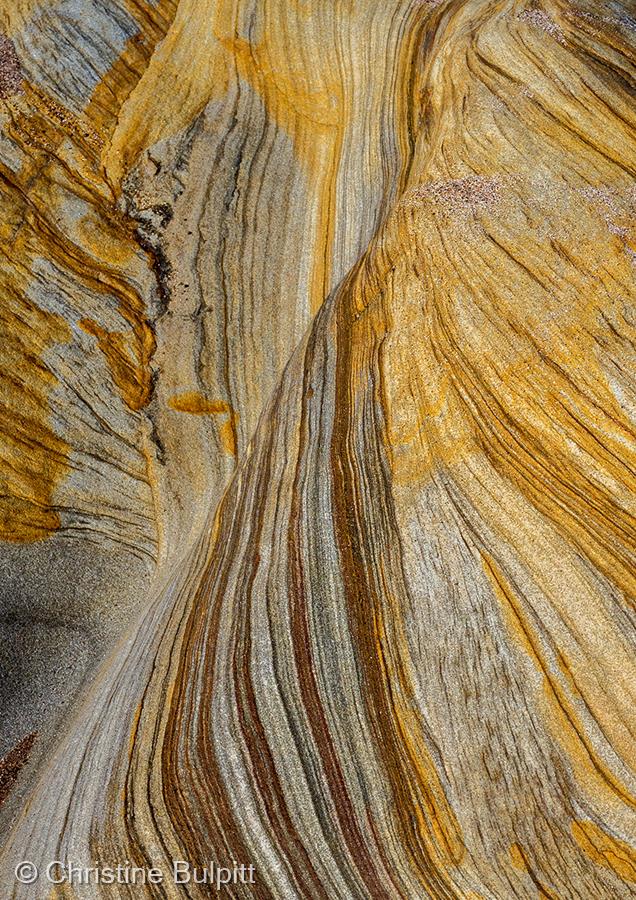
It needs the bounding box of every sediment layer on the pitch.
[1,1,635,897]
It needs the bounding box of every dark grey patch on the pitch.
[135,226,173,317]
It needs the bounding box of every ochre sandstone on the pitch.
[0,0,635,897]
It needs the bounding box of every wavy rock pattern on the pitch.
[1,0,636,897]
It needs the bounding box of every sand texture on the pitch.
[0,0,635,897]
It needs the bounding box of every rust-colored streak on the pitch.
[158,493,267,898]
[0,732,37,807]
[288,339,390,897]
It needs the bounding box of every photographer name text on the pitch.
[15,858,256,889]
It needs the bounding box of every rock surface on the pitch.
[0,0,635,896]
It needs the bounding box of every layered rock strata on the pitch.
[0,0,635,897]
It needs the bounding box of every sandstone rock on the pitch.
[0,0,635,896]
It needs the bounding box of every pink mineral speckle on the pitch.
[518,7,566,44]
[405,175,502,216]
[579,185,630,237]
[0,34,24,100]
